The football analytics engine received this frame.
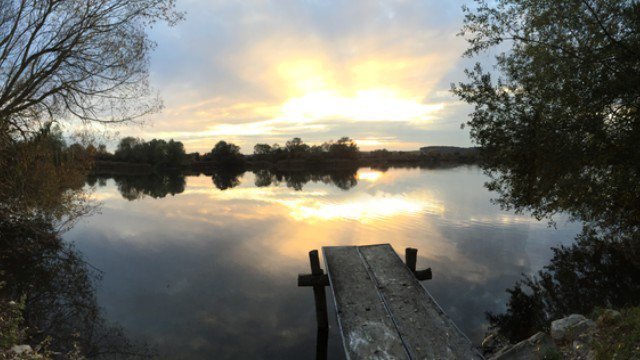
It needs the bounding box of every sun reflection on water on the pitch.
[356,169,383,182]
[285,195,443,223]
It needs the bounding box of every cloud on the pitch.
[134,0,475,152]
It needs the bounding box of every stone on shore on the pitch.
[550,314,596,344]
[489,332,557,360]
[10,344,33,354]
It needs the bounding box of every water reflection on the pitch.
[93,168,360,199]
[212,169,243,190]
[0,134,147,358]
[87,173,186,200]
[0,216,150,357]
[211,167,359,192]
[488,228,640,342]
[66,166,581,358]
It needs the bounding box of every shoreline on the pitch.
[92,148,480,175]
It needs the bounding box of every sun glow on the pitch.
[181,176,445,224]
[271,57,445,124]
[286,196,440,223]
[357,170,384,182]
[146,51,453,150]
[277,88,443,123]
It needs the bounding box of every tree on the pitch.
[455,0,640,342]
[253,143,272,155]
[0,124,90,224]
[112,137,186,166]
[328,137,359,159]
[209,140,244,166]
[285,137,309,156]
[0,0,182,137]
[166,139,186,166]
[210,140,240,157]
[453,0,640,231]
[114,137,142,162]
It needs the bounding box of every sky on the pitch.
[120,0,479,153]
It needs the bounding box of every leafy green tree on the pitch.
[453,0,640,231]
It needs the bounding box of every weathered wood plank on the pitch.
[323,246,410,359]
[358,244,481,359]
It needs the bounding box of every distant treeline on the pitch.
[87,167,361,199]
[90,136,478,174]
[94,137,190,168]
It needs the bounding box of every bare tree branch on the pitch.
[0,0,183,136]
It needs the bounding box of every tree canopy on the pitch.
[206,140,244,165]
[455,0,640,342]
[0,0,182,137]
[114,137,187,167]
[454,0,640,231]
[252,137,359,161]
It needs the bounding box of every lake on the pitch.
[64,165,580,359]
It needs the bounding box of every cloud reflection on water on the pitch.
[67,166,580,358]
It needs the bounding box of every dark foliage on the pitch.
[202,140,245,166]
[456,0,640,342]
[489,229,640,342]
[211,168,244,190]
[254,168,358,191]
[0,216,150,357]
[114,137,188,168]
[454,0,640,230]
[250,137,359,163]
[116,173,185,200]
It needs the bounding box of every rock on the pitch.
[550,314,596,344]
[481,333,497,351]
[10,344,33,354]
[489,332,558,360]
[596,309,621,325]
[570,337,596,360]
[481,332,509,354]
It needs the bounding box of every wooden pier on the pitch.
[298,244,482,359]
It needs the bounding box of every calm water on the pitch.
[65,166,580,359]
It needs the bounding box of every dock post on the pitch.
[405,247,418,272]
[405,247,432,281]
[316,325,328,360]
[309,250,328,330]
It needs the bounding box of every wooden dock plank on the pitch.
[359,244,481,359]
[323,246,410,359]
